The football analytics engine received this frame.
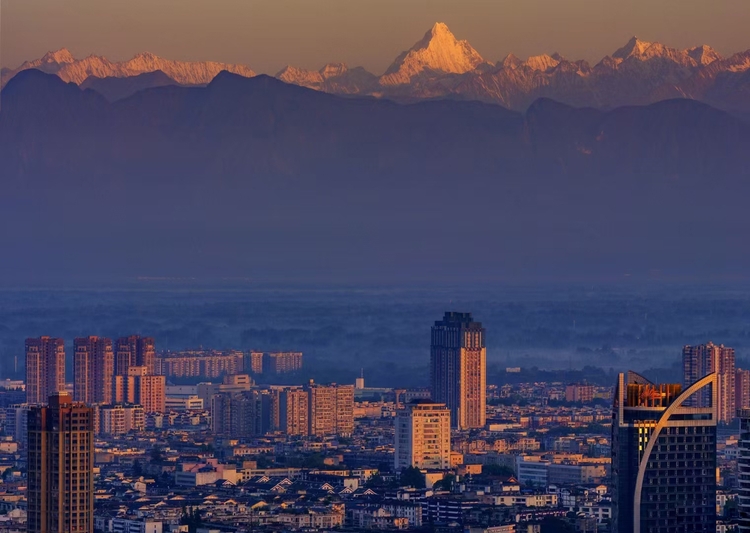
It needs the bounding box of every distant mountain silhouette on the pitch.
[1,69,749,282]
[80,70,180,102]
[5,24,750,111]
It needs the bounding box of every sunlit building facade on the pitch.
[27,393,94,533]
[73,336,114,405]
[430,312,486,429]
[683,342,735,423]
[394,400,451,471]
[25,337,66,405]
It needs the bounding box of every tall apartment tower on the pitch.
[612,371,716,533]
[210,391,264,438]
[430,312,486,429]
[127,366,165,414]
[278,388,309,436]
[25,337,66,405]
[27,393,94,533]
[738,408,750,533]
[737,369,750,411]
[73,336,114,405]
[683,342,735,423]
[263,352,303,374]
[114,336,155,376]
[306,382,355,437]
[394,400,451,471]
[246,352,264,375]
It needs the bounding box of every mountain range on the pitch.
[1,68,749,282]
[3,22,750,111]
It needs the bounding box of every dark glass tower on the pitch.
[738,408,750,533]
[430,312,486,429]
[612,371,717,533]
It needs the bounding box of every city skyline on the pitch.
[2,0,748,531]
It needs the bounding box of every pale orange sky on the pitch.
[2,0,750,74]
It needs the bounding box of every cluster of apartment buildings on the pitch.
[211,381,355,438]
[155,350,302,379]
[26,335,165,413]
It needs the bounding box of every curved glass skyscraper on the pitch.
[612,371,717,533]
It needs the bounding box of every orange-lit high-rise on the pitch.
[430,312,486,429]
[73,336,114,405]
[25,337,65,405]
[683,342,735,423]
[27,393,94,533]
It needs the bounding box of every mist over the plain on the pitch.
[0,282,748,386]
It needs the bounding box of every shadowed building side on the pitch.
[739,409,750,532]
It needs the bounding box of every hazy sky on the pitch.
[2,0,750,74]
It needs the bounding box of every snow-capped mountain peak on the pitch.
[687,45,722,66]
[380,22,485,85]
[40,48,76,65]
[524,54,561,72]
[613,36,652,60]
[320,63,348,79]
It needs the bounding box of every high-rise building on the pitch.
[394,400,451,471]
[737,369,750,411]
[278,388,309,436]
[27,393,94,533]
[5,404,31,447]
[430,312,486,429]
[683,342,735,423]
[210,391,264,438]
[612,371,716,533]
[262,352,303,374]
[306,382,355,437]
[246,352,264,374]
[738,408,750,533]
[565,384,595,403]
[25,337,66,405]
[98,404,145,436]
[155,350,244,378]
[127,367,165,414]
[73,336,114,405]
[115,336,155,376]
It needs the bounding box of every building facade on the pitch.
[115,336,155,376]
[394,401,451,471]
[27,393,94,533]
[127,367,165,414]
[278,388,309,436]
[263,352,303,374]
[737,369,750,411]
[307,382,355,436]
[739,408,750,533]
[73,336,114,405]
[683,342,735,423]
[246,351,264,374]
[210,390,264,438]
[99,404,145,435]
[430,312,486,429]
[612,371,717,533]
[25,337,66,405]
[565,384,594,403]
[156,350,244,378]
